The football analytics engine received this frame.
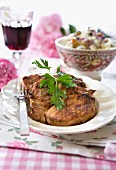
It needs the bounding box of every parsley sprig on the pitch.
[32,59,76,110]
[60,24,77,35]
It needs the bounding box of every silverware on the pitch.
[15,79,30,136]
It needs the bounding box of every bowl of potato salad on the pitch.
[55,28,116,79]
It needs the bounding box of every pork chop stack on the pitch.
[22,74,98,126]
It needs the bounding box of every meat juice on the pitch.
[2,23,32,51]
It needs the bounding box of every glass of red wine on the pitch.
[0,6,33,76]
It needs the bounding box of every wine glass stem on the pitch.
[12,51,22,77]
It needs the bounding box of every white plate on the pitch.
[0,76,116,134]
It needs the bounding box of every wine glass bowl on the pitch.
[2,22,32,51]
[55,36,116,80]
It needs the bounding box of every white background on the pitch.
[0,0,116,50]
[0,0,116,28]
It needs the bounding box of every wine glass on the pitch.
[0,5,33,76]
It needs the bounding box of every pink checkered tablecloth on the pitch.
[0,147,116,170]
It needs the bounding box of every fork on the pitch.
[15,78,30,136]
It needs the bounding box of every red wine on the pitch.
[2,24,32,50]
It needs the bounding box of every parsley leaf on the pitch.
[60,24,77,35]
[32,59,77,110]
[51,86,66,110]
[32,59,51,71]
[57,74,77,88]
[60,27,67,35]
[69,24,77,33]
[40,73,55,88]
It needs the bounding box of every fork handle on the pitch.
[19,99,30,136]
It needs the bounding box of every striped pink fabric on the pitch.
[0,147,116,170]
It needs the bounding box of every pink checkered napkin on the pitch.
[104,142,116,161]
[0,147,116,170]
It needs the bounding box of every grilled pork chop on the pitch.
[23,74,98,126]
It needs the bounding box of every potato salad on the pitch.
[65,28,115,50]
